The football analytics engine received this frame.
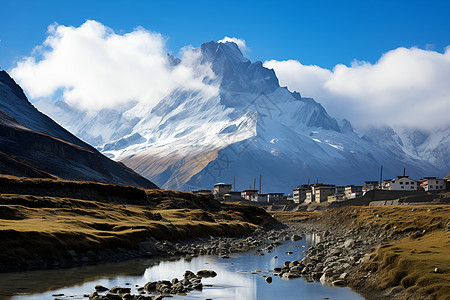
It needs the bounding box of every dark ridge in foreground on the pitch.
[0,70,157,189]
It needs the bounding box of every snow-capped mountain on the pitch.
[0,70,157,189]
[34,41,446,192]
[361,126,450,173]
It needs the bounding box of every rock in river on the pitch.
[196,270,217,278]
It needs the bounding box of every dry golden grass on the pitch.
[270,211,322,223]
[361,229,450,299]
[0,192,268,270]
[321,206,449,299]
[271,205,450,299]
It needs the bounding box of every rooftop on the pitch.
[214,183,232,186]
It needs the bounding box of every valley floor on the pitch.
[0,175,449,300]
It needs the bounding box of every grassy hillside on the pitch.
[272,205,450,300]
[0,175,276,272]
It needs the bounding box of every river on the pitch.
[1,234,364,299]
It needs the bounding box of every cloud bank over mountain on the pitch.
[12,20,448,132]
[11,20,218,112]
[264,46,450,130]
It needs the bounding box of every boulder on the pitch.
[144,281,157,291]
[282,272,300,279]
[104,292,121,299]
[291,234,302,241]
[196,270,217,277]
[88,291,98,300]
[183,270,197,280]
[332,279,347,286]
[95,285,109,292]
[344,239,355,249]
[109,286,131,294]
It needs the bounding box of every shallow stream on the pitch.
[1,234,364,299]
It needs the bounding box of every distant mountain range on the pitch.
[0,70,157,189]
[13,41,448,193]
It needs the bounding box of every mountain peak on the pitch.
[199,40,279,96]
[200,40,249,65]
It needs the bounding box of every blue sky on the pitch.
[1,0,450,70]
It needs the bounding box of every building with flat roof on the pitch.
[251,193,269,202]
[293,185,311,204]
[381,176,417,191]
[345,185,363,199]
[267,193,284,202]
[313,184,336,203]
[419,177,446,191]
[213,183,232,199]
[223,191,243,201]
[241,189,258,201]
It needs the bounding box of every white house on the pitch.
[213,183,232,199]
[345,185,363,199]
[241,189,258,201]
[419,177,446,191]
[251,193,268,202]
[293,185,311,204]
[381,176,417,191]
[305,190,314,204]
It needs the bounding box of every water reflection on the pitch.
[4,234,363,300]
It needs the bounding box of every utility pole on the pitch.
[234,176,236,191]
[253,178,256,191]
[380,165,383,188]
[259,174,262,193]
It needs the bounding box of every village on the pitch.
[194,173,450,205]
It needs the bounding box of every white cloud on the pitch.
[264,47,450,130]
[11,20,218,112]
[218,36,248,54]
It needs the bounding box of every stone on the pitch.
[144,281,157,291]
[109,286,131,294]
[329,248,343,256]
[197,270,217,277]
[282,272,300,279]
[291,234,302,241]
[95,285,109,292]
[344,239,355,249]
[332,279,347,286]
[265,276,272,283]
[104,292,121,299]
[183,270,197,280]
[88,292,98,300]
